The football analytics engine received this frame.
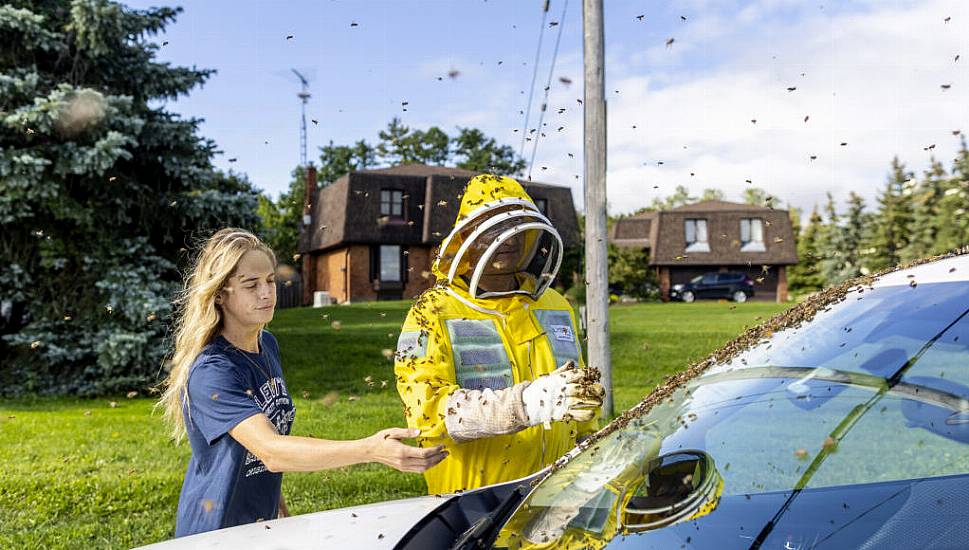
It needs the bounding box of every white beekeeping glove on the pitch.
[443,362,603,442]
[522,361,604,429]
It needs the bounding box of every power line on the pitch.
[527,0,568,180]
[518,0,551,162]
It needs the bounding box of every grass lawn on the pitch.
[0,299,787,548]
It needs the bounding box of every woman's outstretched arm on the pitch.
[228,413,448,473]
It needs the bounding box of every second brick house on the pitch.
[610,200,799,301]
[297,164,580,304]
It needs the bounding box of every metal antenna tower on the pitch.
[291,69,311,166]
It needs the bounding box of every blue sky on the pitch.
[131,0,968,216]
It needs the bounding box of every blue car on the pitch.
[670,272,755,303]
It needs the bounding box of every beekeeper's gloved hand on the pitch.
[523,361,605,429]
[443,361,603,443]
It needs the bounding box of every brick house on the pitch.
[297,164,580,304]
[609,200,799,302]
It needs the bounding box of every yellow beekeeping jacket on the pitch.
[395,174,597,495]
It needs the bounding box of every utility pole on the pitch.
[291,69,311,167]
[583,0,612,417]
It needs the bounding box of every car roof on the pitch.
[872,254,969,288]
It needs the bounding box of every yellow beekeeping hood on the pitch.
[432,173,563,300]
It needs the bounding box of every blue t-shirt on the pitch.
[175,330,296,538]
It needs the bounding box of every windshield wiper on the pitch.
[451,484,527,550]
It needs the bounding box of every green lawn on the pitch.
[0,299,787,548]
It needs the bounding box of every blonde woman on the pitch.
[159,228,447,538]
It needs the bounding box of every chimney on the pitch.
[304,166,317,215]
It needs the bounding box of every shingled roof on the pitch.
[609,211,656,249]
[357,164,479,178]
[609,200,798,266]
[299,164,579,253]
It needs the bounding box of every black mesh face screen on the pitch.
[522,231,559,281]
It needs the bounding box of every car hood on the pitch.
[136,494,449,549]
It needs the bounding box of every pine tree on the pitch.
[788,206,825,293]
[935,136,969,251]
[901,158,947,261]
[835,192,869,281]
[865,156,914,271]
[0,2,259,395]
[817,192,844,284]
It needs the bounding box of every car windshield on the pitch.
[492,273,969,549]
[690,275,704,284]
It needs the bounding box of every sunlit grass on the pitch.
[0,298,787,548]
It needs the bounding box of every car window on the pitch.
[716,273,740,283]
[701,273,717,284]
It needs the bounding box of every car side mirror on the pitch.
[618,450,723,533]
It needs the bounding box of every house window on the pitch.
[684,219,710,253]
[379,245,401,282]
[740,218,766,252]
[380,190,403,218]
[535,198,549,216]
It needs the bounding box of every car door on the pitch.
[696,273,719,299]
[714,273,739,299]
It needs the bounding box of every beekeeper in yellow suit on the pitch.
[395,173,604,495]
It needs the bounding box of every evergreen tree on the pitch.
[817,192,843,283]
[788,207,825,293]
[935,136,969,251]
[865,156,914,271]
[901,158,947,261]
[834,192,869,281]
[0,2,259,395]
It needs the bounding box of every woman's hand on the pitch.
[365,428,448,473]
[229,414,447,473]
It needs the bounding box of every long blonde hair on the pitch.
[157,228,277,441]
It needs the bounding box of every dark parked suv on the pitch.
[669,271,754,302]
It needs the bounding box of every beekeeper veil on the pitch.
[432,175,563,300]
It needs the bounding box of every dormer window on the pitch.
[380,189,403,218]
[684,218,710,253]
[740,218,766,252]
